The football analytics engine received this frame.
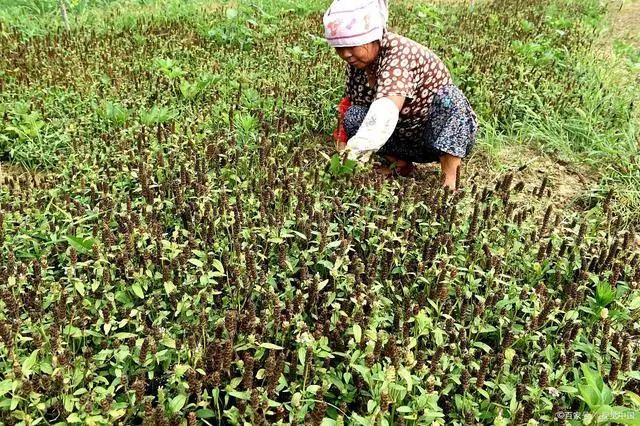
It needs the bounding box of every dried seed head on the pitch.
[461,368,470,392]
[608,358,620,383]
[476,356,490,389]
[242,352,254,390]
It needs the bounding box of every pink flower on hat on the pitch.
[327,19,342,37]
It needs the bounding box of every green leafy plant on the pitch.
[139,105,178,126]
[1,102,45,143]
[578,365,640,425]
[153,57,186,79]
[205,7,256,50]
[97,100,130,127]
[327,153,358,177]
[595,281,617,307]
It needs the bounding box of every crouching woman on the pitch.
[324,0,478,190]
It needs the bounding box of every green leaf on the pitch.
[212,259,225,275]
[578,383,601,409]
[595,281,616,307]
[353,324,362,344]
[627,391,640,408]
[320,419,337,426]
[601,383,614,406]
[0,380,13,396]
[398,367,413,392]
[259,342,284,350]
[226,8,238,19]
[168,394,187,414]
[307,385,321,395]
[196,409,216,419]
[65,235,94,254]
[174,365,189,377]
[509,394,518,413]
[329,154,342,176]
[67,413,82,423]
[608,407,640,425]
[188,258,204,268]
[113,332,137,339]
[40,361,53,375]
[160,337,176,349]
[74,280,85,296]
[433,328,445,346]
[228,390,250,400]
[164,281,176,295]
[499,384,514,398]
[131,282,144,299]
[351,413,370,426]
[581,364,604,392]
[109,408,127,419]
[472,341,493,353]
[115,290,132,304]
[396,406,413,413]
[557,385,578,394]
[22,350,39,375]
[342,159,357,174]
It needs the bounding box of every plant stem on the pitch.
[58,0,70,32]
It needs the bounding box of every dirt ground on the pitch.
[410,143,594,213]
[609,0,640,47]
[0,161,40,187]
[0,162,24,181]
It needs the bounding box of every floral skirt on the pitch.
[343,85,478,163]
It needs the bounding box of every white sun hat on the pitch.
[323,0,389,48]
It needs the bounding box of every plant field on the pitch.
[1,0,640,425]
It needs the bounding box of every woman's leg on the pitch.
[423,85,478,190]
[440,154,461,190]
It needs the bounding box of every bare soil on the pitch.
[409,144,595,214]
[0,162,43,187]
[609,0,640,47]
[467,145,593,207]
[0,162,26,182]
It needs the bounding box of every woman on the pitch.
[324,0,478,190]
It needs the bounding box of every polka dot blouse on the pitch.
[345,31,453,141]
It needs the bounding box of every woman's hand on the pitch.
[343,96,403,163]
[344,136,375,163]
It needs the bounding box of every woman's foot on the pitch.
[375,160,414,177]
[380,155,415,177]
[395,161,415,177]
[440,154,461,190]
[375,165,393,177]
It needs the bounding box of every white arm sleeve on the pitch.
[346,97,400,163]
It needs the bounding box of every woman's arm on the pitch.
[345,95,405,162]
[386,95,405,111]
